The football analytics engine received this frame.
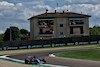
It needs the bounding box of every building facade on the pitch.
[28,11,91,40]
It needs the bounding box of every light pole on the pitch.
[10,24,12,41]
[95,17,99,35]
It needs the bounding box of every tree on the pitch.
[3,26,21,41]
[20,29,29,35]
[20,29,29,40]
[89,26,100,35]
[20,34,27,40]
[0,34,4,41]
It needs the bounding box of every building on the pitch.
[28,10,91,40]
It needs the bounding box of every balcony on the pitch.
[39,33,54,36]
[38,19,54,28]
[39,25,54,28]
[69,22,84,27]
[39,34,53,37]
[39,31,54,36]
[70,34,84,37]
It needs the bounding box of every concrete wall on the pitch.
[66,18,70,37]
[55,18,68,38]
[53,18,57,38]
[83,17,89,36]
[30,18,39,40]
[33,18,39,40]
[30,19,34,40]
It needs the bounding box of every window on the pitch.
[60,32,63,35]
[60,24,63,27]
[70,27,73,34]
[40,29,43,34]
[80,27,83,34]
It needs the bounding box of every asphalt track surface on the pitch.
[8,49,100,67]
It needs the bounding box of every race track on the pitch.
[8,48,100,67]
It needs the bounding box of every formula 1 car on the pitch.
[25,56,46,64]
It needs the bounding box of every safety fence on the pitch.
[0,35,100,50]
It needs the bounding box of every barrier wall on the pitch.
[0,35,100,50]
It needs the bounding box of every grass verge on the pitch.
[55,48,100,61]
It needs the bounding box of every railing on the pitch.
[70,34,84,35]
[39,25,54,28]
[69,22,84,26]
[39,34,53,36]
[39,32,53,36]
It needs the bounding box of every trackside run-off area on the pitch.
[55,48,100,61]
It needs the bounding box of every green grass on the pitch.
[56,49,100,61]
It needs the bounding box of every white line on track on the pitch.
[0,55,24,62]
[40,64,68,67]
[0,55,69,67]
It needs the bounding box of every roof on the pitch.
[28,12,91,20]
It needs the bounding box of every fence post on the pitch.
[50,38,53,47]
[40,39,43,48]
[17,45,20,49]
[41,44,43,47]
[74,42,75,45]
[65,42,67,45]
[2,47,4,50]
[42,40,44,47]
[97,40,99,44]
[26,45,28,49]
[88,36,90,44]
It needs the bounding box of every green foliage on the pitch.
[3,28,29,41]
[20,29,29,40]
[90,26,100,35]
[20,34,27,40]
[20,29,29,35]
[0,34,4,41]
[3,28,10,41]
[3,26,21,41]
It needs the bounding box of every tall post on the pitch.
[10,24,12,41]
[67,0,69,11]
[57,3,58,11]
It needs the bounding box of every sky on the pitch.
[0,0,100,34]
